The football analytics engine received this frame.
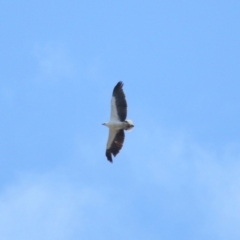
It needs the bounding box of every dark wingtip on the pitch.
[106,150,113,163]
[113,81,124,92]
[117,81,123,87]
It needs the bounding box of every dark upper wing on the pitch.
[106,129,125,162]
[112,81,127,121]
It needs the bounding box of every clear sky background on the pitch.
[1,1,240,239]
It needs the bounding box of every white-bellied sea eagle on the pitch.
[102,82,134,162]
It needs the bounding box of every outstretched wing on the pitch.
[110,82,127,121]
[106,129,125,162]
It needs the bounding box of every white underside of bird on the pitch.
[102,82,134,162]
[103,98,133,148]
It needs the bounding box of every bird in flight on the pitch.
[102,82,134,162]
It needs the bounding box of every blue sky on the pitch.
[1,1,240,239]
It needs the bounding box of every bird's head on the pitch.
[125,120,134,131]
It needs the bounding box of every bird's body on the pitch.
[102,82,134,162]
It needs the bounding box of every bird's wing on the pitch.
[106,129,125,162]
[110,82,127,121]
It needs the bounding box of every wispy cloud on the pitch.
[0,170,106,240]
[33,43,75,82]
[0,87,15,106]
[1,123,239,240]
[130,124,240,239]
